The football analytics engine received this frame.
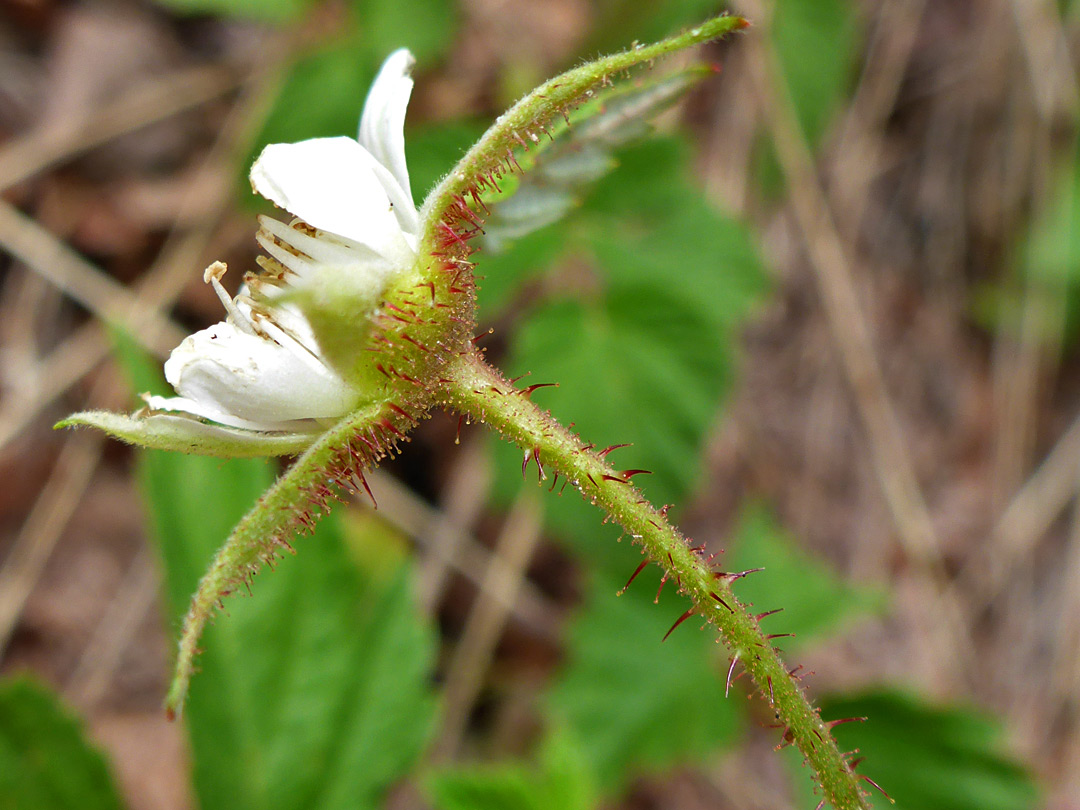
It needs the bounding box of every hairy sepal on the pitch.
[56,410,318,458]
[418,14,747,255]
[481,66,714,251]
[164,394,428,718]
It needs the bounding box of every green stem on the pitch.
[165,397,405,718]
[437,348,869,810]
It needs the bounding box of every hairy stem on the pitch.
[165,396,417,718]
[437,348,868,810]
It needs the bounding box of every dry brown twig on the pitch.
[0,53,286,453]
[0,64,241,193]
[0,402,108,655]
[0,39,284,670]
[429,491,545,762]
[415,437,494,613]
[364,469,559,638]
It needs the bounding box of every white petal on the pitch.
[359,49,416,217]
[162,320,356,431]
[250,137,414,262]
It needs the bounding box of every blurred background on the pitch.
[0,0,1075,808]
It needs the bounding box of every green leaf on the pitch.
[1024,141,1080,287]
[789,690,1041,810]
[725,504,886,648]
[141,443,437,810]
[116,335,437,810]
[973,139,1080,345]
[478,67,709,254]
[0,677,124,810]
[548,571,740,792]
[584,0,734,55]
[150,0,310,22]
[247,38,378,177]
[249,0,456,171]
[1010,137,1080,345]
[427,732,597,810]
[583,140,767,332]
[351,0,456,64]
[420,13,748,250]
[771,0,856,146]
[494,139,766,567]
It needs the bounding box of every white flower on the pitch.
[145,49,418,433]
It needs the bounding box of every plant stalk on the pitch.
[437,348,869,810]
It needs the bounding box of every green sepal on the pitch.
[165,395,422,717]
[481,66,712,253]
[419,13,747,253]
[56,410,318,458]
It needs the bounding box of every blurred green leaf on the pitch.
[351,0,456,64]
[114,343,437,810]
[771,0,856,146]
[478,67,710,254]
[248,0,455,182]
[408,121,486,208]
[145,458,436,810]
[725,504,886,648]
[254,37,377,157]
[151,0,310,22]
[975,138,1080,345]
[752,0,856,197]
[1025,141,1080,286]
[548,570,740,792]
[408,122,571,315]
[789,690,1041,810]
[584,141,767,332]
[0,677,124,810]
[492,139,766,567]
[584,0,731,55]
[427,731,597,810]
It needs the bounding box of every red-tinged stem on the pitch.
[436,348,869,810]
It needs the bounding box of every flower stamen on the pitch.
[203,261,259,336]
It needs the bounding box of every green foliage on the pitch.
[0,677,123,810]
[726,505,886,649]
[972,136,1080,345]
[771,0,856,146]
[116,344,438,810]
[351,0,456,64]
[478,67,710,253]
[150,0,310,22]
[427,732,597,810]
[789,691,1041,810]
[1024,143,1080,285]
[246,0,456,178]
[584,0,732,55]
[408,121,487,206]
[1019,137,1080,343]
[755,0,857,195]
[492,138,766,566]
[547,570,740,792]
[143,455,436,810]
[254,40,379,158]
